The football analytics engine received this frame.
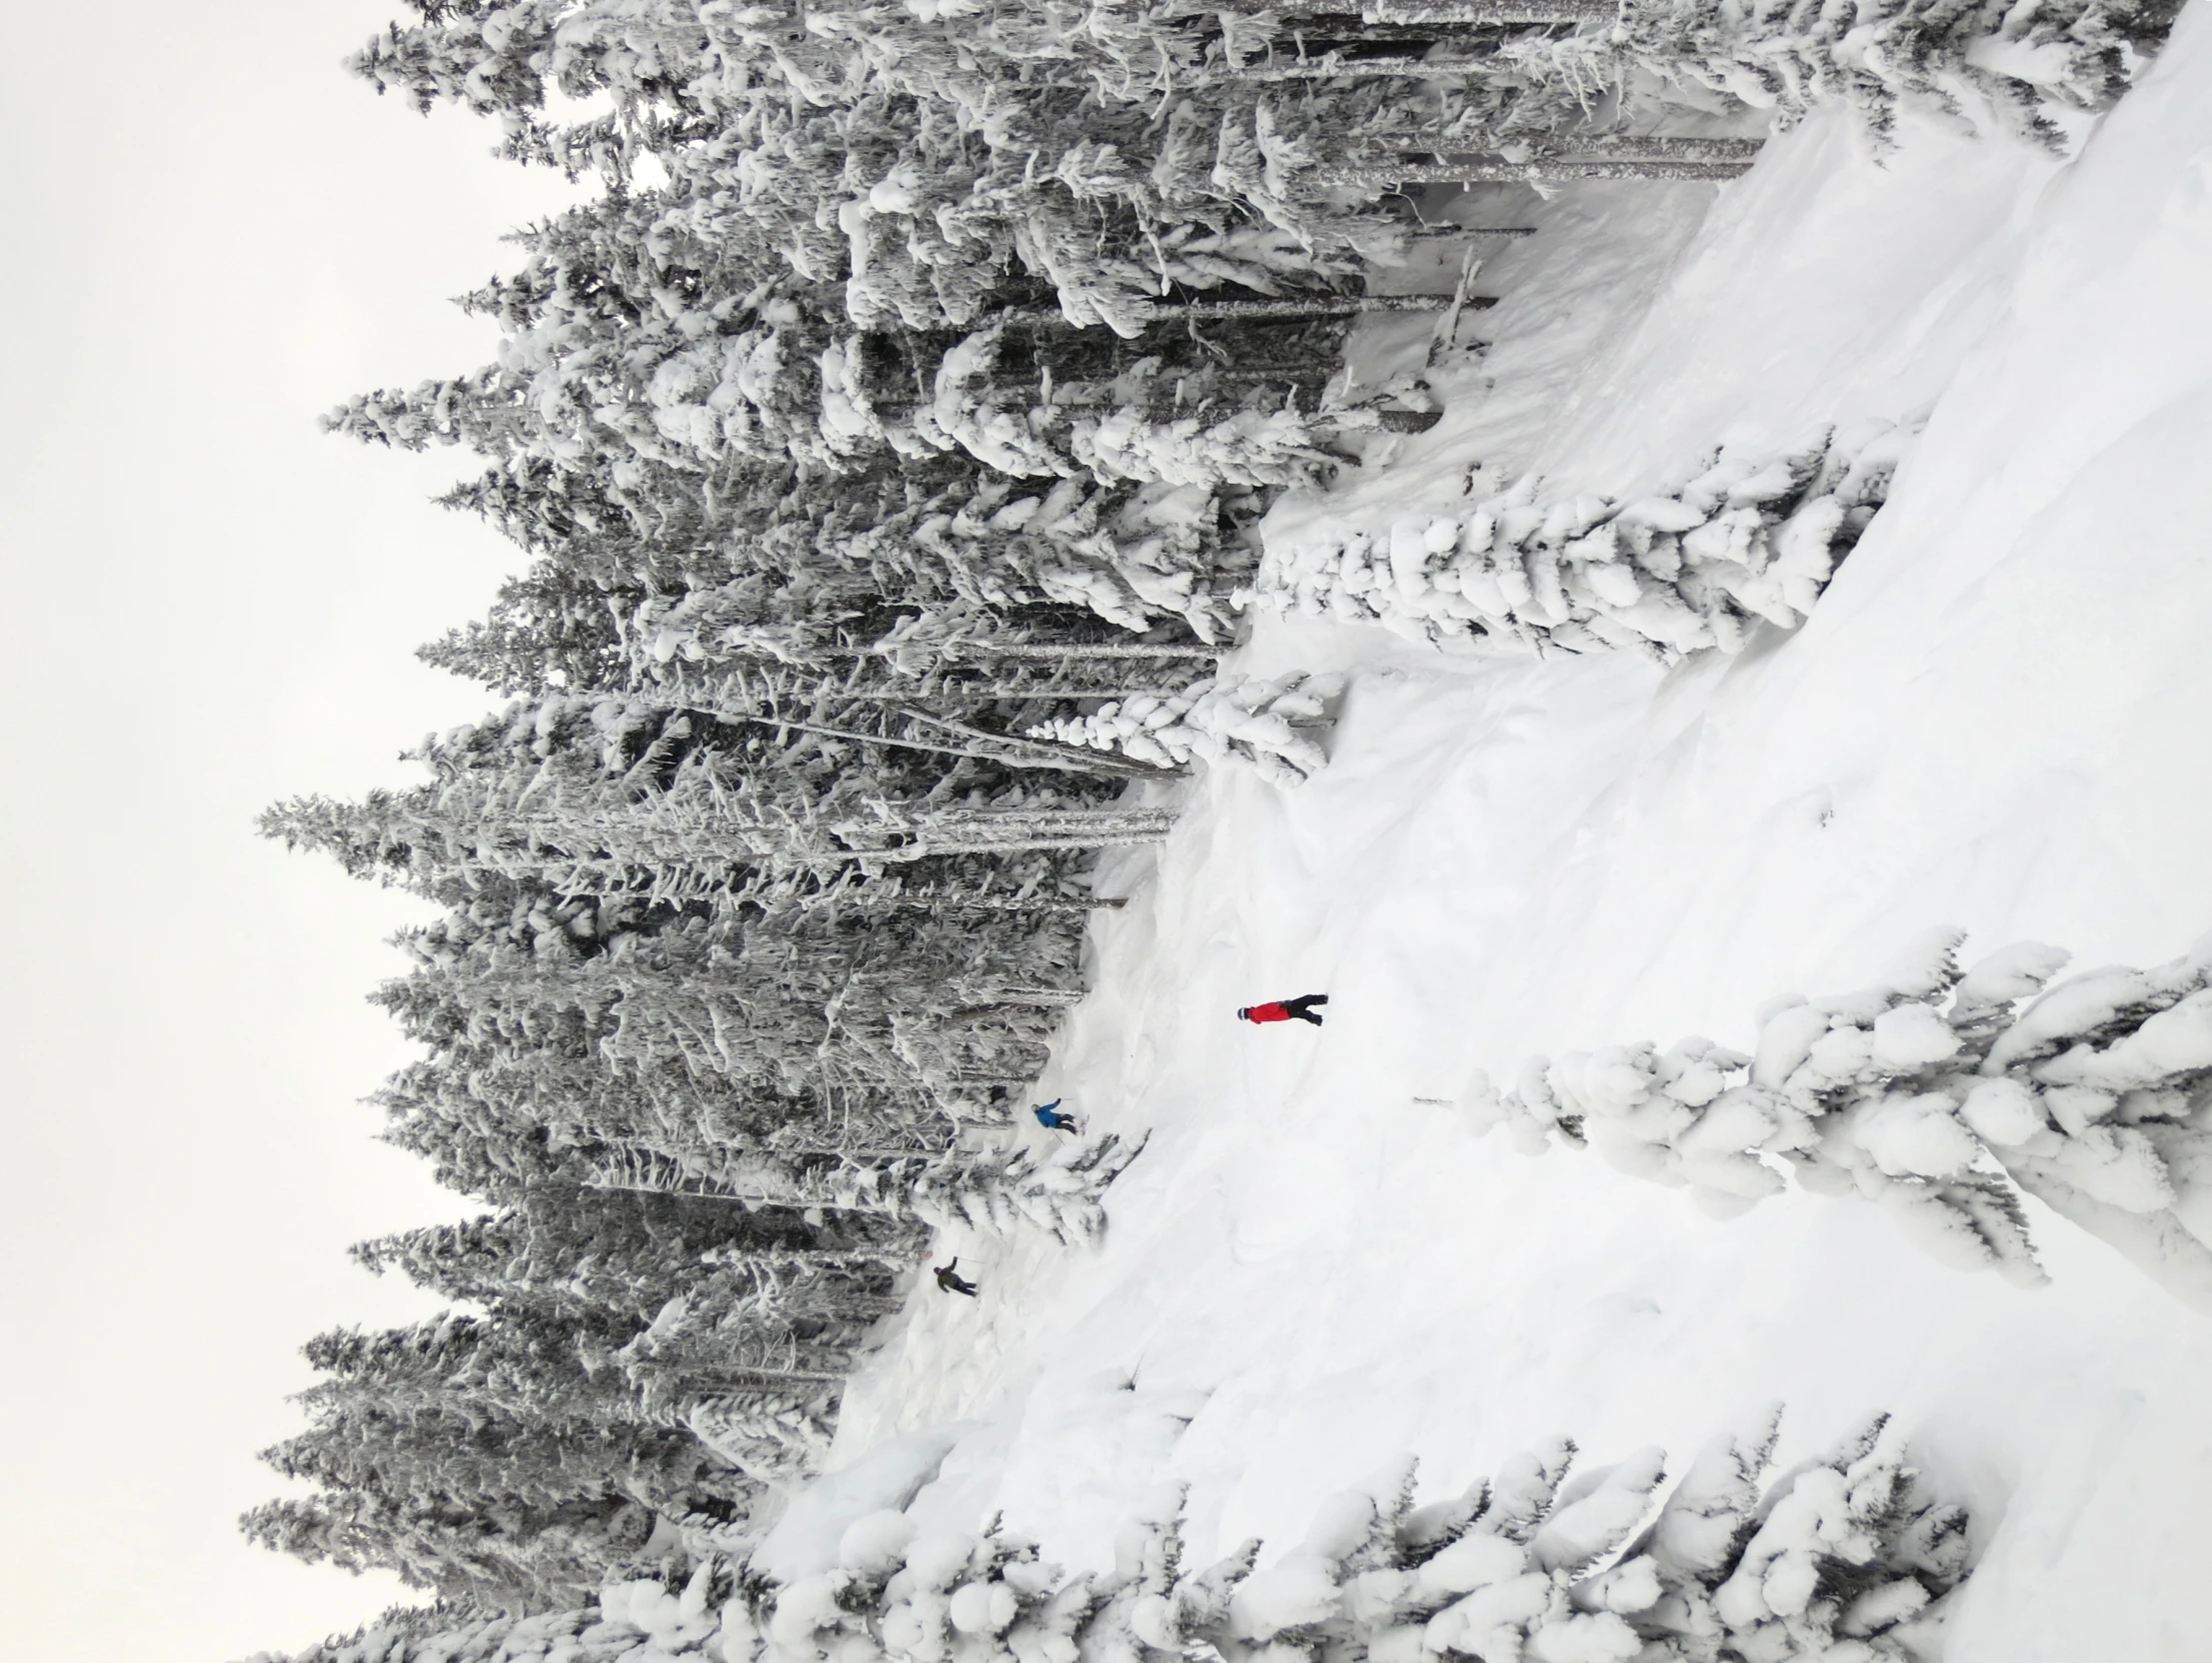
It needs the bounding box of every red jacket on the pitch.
[1243,1001,1290,1023]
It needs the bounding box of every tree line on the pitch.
[260,1404,1978,1663]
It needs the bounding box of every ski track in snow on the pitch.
[821,15,2212,1659]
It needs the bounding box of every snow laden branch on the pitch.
[587,1134,1148,1248]
[1255,420,1917,661]
[756,1412,1966,1663]
[1497,0,2157,151]
[922,323,1356,494]
[912,1133,1149,1246]
[1028,672,1345,786]
[1459,926,2212,1311]
[260,1405,1975,1663]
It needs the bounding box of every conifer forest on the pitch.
[193,0,2212,1657]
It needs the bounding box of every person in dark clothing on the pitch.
[1032,1099,1080,1133]
[1238,993,1329,1026]
[935,1259,980,1296]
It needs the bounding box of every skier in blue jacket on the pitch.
[1032,1099,1080,1133]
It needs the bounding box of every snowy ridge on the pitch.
[1250,420,1917,659]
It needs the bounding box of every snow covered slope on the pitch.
[825,13,2212,1660]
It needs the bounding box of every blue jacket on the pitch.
[1033,1100,1072,1129]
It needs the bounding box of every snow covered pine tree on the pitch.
[249,1405,1971,1663]
[1462,926,2212,1310]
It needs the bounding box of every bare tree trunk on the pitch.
[828,684,1212,700]
[1381,133,1763,161]
[1319,158,1756,187]
[754,1142,951,1161]
[874,833,1172,858]
[718,1246,917,1268]
[949,641,1223,662]
[1365,408,1445,432]
[665,658,1210,733]
[997,293,1467,327]
[717,707,1169,779]
[1258,18,1527,36]
[880,364,1333,409]
[583,1159,911,1215]
[1211,52,1507,78]
[1572,135,1765,159]
[897,707,1183,778]
[683,1366,853,1388]
[899,390,1443,433]
[950,986,1090,1007]
[1247,0,1614,18]
[1362,0,1618,20]
[1214,363,1342,382]
[841,890,1129,914]
[926,809,1178,831]
[732,639,1218,670]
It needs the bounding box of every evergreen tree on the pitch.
[1466,925,2212,1312]
[254,1406,1975,1662]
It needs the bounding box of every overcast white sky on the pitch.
[0,6,590,1658]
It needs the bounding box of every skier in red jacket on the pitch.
[1238,993,1329,1026]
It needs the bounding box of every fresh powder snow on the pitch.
[811,9,2212,1661]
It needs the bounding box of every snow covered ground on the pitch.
[819,13,2212,1659]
